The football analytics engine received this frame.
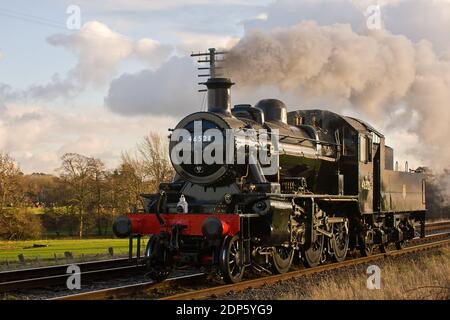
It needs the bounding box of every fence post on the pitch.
[18,254,25,264]
[64,251,73,263]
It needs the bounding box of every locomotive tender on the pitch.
[113,49,426,283]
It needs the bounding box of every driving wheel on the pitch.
[301,233,325,268]
[331,222,349,262]
[271,246,294,274]
[359,230,375,257]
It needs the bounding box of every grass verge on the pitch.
[281,247,450,300]
[0,238,146,270]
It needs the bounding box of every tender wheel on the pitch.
[379,243,389,253]
[219,234,245,283]
[301,234,325,268]
[271,246,294,274]
[331,222,349,262]
[395,240,405,250]
[359,230,375,257]
[360,243,374,256]
[145,236,171,281]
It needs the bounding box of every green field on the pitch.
[0,238,138,261]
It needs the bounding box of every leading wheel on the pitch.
[331,222,349,262]
[219,234,245,283]
[145,236,171,281]
[271,246,294,274]
[301,233,325,268]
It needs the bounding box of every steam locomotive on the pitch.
[113,49,426,283]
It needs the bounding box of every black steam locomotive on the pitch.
[113,49,426,283]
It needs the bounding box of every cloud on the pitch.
[242,0,365,33]
[255,12,268,21]
[242,0,450,53]
[76,0,268,12]
[0,50,3,60]
[76,0,211,12]
[29,21,173,100]
[0,85,9,113]
[27,74,78,100]
[47,21,136,86]
[381,0,450,52]
[0,83,22,113]
[105,56,201,117]
[0,102,177,173]
[134,38,173,65]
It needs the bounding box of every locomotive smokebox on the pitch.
[206,77,234,116]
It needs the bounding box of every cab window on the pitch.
[343,127,356,156]
[372,132,381,144]
[359,134,372,163]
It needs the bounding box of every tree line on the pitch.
[0,132,173,240]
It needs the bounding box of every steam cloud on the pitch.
[225,21,450,172]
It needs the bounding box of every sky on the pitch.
[1,0,449,173]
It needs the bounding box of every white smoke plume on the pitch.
[225,21,450,171]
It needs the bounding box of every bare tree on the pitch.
[0,152,21,210]
[58,153,105,238]
[138,132,174,192]
[113,132,173,213]
[117,152,147,211]
[88,158,108,235]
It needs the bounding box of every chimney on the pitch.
[191,48,234,116]
[206,77,234,115]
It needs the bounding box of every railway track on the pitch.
[1,221,448,299]
[0,258,145,294]
[424,221,450,233]
[51,231,450,300]
[49,273,206,300]
[161,235,450,300]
